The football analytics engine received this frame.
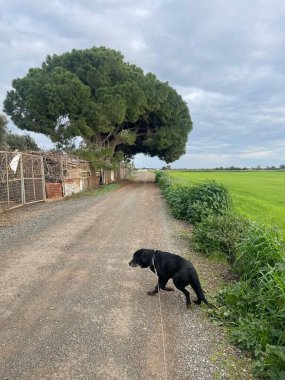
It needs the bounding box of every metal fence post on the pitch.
[41,156,46,201]
[20,154,25,204]
[5,152,10,206]
[31,158,36,201]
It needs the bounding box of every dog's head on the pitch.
[129,249,155,268]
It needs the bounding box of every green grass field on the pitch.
[168,171,285,236]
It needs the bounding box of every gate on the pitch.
[0,151,46,212]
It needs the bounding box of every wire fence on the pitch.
[0,151,45,212]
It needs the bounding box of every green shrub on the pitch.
[214,281,259,322]
[185,181,232,224]
[231,318,273,356]
[213,275,285,378]
[156,174,232,224]
[234,223,285,281]
[192,214,250,262]
[212,225,285,378]
[258,262,285,335]
[259,345,285,380]
[163,185,193,219]
[156,171,285,377]
[155,171,172,191]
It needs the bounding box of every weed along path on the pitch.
[0,173,253,379]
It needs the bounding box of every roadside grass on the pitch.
[167,171,285,237]
[210,343,255,380]
[65,183,120,200]
[156,171,285,379]
[173,223,254,379]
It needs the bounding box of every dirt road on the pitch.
[0,173,252,379]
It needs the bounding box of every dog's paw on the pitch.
[194,299,202,305]
[186,303,192,309]
[147,290,157,296]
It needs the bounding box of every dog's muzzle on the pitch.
[129,259,138,267]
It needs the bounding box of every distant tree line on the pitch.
[161,165,285,171]
[0,114,39,151]
[213,165,285,171]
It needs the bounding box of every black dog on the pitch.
[129,248,208,309]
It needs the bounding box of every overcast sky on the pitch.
[1,0,285,168]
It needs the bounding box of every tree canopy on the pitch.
[6,133,39,151]
[0,114,39,151]
[4,46,192,163]
[0,114,8,150]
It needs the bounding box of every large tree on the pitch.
[4,47,192,163]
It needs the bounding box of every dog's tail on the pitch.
[189,270,209,305]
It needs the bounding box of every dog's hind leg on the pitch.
[173,276,192,308]
[176,286,191,308]
[173,277,191,309]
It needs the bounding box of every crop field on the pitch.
[168,171,285,236]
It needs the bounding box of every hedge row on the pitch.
[155,171,232,223]
[155,171,285,379]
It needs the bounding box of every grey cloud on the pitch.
[1,0,285,167]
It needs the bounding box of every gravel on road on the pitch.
[0,173,253,379]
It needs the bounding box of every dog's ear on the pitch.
[134,249,154,268]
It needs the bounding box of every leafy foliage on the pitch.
[0,114,8,150]
[6,133,39,151]
[185,181,232,224]
[234,223,285,281]
[74,146,124,170]
[156,171,285,378]
[4,47,192,162]
[0,113,39,151]
[212,225,285,379]
[192,214,250,262]
[156,172,232,224]
[164,185,193,219]
[155,171,172,191]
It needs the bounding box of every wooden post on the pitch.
[59,156,64,180]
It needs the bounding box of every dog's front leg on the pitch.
[147,276,166,295]
[147,283,159,296]
[147,277,171,296]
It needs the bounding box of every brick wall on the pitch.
[45,183,63,199]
